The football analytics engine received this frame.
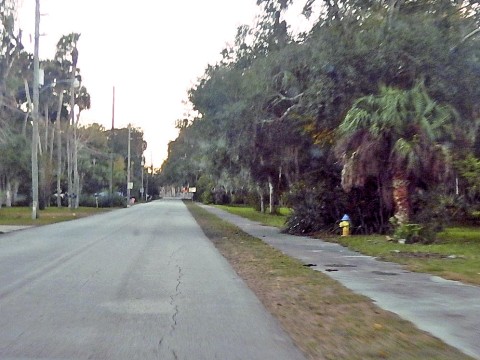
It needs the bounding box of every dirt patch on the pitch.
[187,203,472,360]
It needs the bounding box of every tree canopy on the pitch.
[0,6,149,208]
[160,0,480,235]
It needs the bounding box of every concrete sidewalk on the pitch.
[199,204,480,359]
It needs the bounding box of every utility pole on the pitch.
[109,86,115,205]
[145,166,149,202]
[31,0,40,219]
[126,124,131,207]
[140,157,144,202]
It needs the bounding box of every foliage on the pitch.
[390,221,426,244]
[284,180,347,234]
[79,193,126,208]
[456,154,480,204]
[0,6,151,210]
[158,0,479,232]
[194,174,214,204]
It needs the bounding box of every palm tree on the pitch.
[336,81,457,225]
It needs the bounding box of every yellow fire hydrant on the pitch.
[339,214,351,236]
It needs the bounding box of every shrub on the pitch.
[194,175,214,204]
[80,194,126,208]
[284,181,347,234]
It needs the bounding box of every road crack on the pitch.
[158,250,184,359]
[170,264,182,335]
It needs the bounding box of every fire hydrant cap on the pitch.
[341,214,351,221]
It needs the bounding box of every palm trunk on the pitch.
[73,117,79,208]
[56,92,63,207]
[67,61,77,209]
[67,123,72,208]
[392,174,410,225]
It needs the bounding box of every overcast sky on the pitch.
[16,0,313,167]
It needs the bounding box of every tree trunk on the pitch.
[71,65,80,209]
[56,92,63,207]
[293,146,300,183]
[5,179,12,207]
[0,178,3,208]
[49,116,55,164]
[73,118,80,208]
[67,123,72,208]
[268,176,275,214]
[39,105,49,209]
[12,180,19,205]
[44,104,49,153]
[258,185,265,213]
[392,174,410,225]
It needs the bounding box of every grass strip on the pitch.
[214,205,480,286]
[214,204,289,228]
[319,233,480,286]
[0,207,110,226]
[187,202,471,360]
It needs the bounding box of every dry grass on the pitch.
[187,202,472,360]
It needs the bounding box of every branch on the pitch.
[450,27,480,52]
[461,27,480,44]
[23,79,32,137]
[277,92,304,102]
[270,91,304,111]
[279,103,300,121]
[278,93,303,121]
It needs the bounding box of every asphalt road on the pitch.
[0,200,305,360]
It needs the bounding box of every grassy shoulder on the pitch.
[214,204,290,228]
[322,229,480,286]
[215,205,480,286]
[187,202,471,360]
[0,206,111,226]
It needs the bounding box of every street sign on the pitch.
[127,182,133,190]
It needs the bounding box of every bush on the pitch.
[200,190,214,204]
[212,187,230,205]
[194,175,214,204]
[388,188,460,244]
[80,194,126,208]
[284,181,347,234]
[407,189,460,241]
